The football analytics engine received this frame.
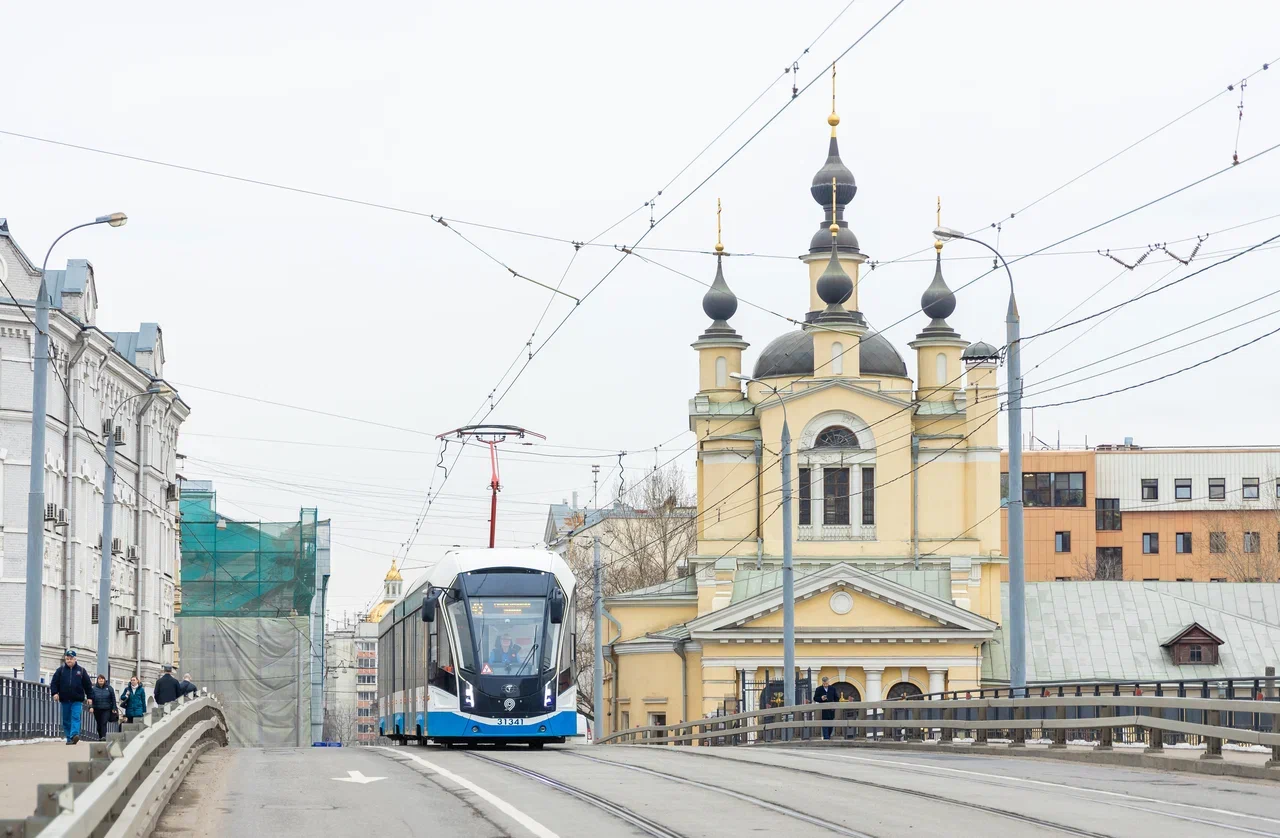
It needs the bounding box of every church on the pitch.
[601,77,1009,734]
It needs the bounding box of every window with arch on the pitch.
[935,352,947,383]
[715,356,727,388]
[831,342,844,375]
[885,682,922,700]
[814,426,859,448]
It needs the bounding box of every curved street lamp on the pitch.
[97,383,173,679]
[24,213,128,681]
[933,225,1026,692]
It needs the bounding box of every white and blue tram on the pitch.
[377,548,577,746]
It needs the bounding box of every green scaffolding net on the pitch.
[179,490,318,617]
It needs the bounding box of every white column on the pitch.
[837,667,847,684]
[864,667,883,740]
[928,668,946,696]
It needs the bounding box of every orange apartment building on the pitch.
[1001,444,1280,582]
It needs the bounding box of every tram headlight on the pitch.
[544,681,554,708]
[464,681,475,709]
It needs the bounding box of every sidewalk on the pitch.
[0,740,90,820]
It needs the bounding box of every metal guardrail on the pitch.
[0,691,228,837]
[597,694,1280,767]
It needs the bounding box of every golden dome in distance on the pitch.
[385,560,403,582]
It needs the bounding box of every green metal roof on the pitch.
[730,566,952,603]
[609,575,697,601]
[984,581,1280,683]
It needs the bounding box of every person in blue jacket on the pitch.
[120,675,147,723]
[48,649,94,744]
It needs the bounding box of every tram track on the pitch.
[570,748,1119,838]
[459,750,689,838]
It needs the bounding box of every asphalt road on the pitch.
[156,743,1280,837]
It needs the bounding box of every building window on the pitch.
[1003,472,1084,507]
[1209,532,1227,553]
[1000,473,1009,507]
[1209,478,1226,500]
[798,468,811,526]
[1142,533,1159,554]
[1053,472,1085,507]
[1096,498,1121,531]
[823,468,850,525]
[1243,478,1260,500]
[1175,478,1191,500]
[357,674,376,685]
[1211,577,1226,583]
[1176,532,1192,554]
[1095,547,1123,580]
[648,713,666,728]
[1055,532,1071,553]
[1244,532,1260,553]
[1141,479,1158,501]
[861,467,875,526]
[358,707,372,717]
[1024,472,1052,507]
[814,426,858,448]
[832,342,844,375]
[1188,644,1203,663]
[715,356,727,388]
[358,691,375,702]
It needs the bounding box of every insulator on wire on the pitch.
[1161,235,1208,266]
[1097,247,1153,270]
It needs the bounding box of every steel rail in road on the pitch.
[459,751,688,838]
[557,750,878,838]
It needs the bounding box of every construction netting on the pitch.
[179,490,317,617]
[176,615,313,747]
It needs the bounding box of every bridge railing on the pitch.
[595,694,1280,764]
[0,691,228,837]
[0,676,106,742]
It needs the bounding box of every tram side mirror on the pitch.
[549,587,566,624]
[422,589,441,623]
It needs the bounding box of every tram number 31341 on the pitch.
[495,718,522,726]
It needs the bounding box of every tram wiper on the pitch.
[514,643,539,676]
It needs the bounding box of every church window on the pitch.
[715,356,727,388]
[831,342,844,375]
[798,468,811,526]
[823,468,850,525]
[935,352,947,383]
[814,426,858,448]
[861,467,875,525]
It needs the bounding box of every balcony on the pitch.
[798,524,876,542]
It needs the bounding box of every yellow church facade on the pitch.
[602,84,1009,735]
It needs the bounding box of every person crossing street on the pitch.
[48,650,94,744]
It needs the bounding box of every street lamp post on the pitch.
[933,225,1025,692]
[731,373,796,712]
[97,384,170,679]
[24,213,127,682]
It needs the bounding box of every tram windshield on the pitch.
[468,597,547,676]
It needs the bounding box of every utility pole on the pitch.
[24,212,126,682]
[780,420,796,713]
[97,425,117,679]
[591,464,603,738]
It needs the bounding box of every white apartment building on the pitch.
[0,218,189,682]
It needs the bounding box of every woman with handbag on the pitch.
[89,675,118,739]
[120,675,146,723]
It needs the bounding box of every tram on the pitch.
[377,548,577,746]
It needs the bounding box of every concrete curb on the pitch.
[761,739,1280,782]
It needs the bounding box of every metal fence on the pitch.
[0,676,110,741]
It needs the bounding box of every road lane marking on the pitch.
[378,748,560,838]
[332,770,385,784]
[785,749,1280,827]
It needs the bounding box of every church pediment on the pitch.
[687,562,997,636]
[756,379,913,419]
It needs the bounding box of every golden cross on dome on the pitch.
[716,198,724,254]
[935,196,944,252]
[828,62,839,136]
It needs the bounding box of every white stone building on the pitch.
[0,218,189,683]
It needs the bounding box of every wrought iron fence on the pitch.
[0,675,108,741]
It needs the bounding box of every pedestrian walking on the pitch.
[89,675,118,740]
[120,676,147,722]
[48,650,93,744]
[814,676,836,740]
[154,665,181,705]
[179,673,198,698]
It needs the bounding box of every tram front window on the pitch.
[471,597,546,676]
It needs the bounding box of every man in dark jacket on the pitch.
[154,666,181,705]
[49,650,94,744]
[814,676,836,740]
[179,673,198,698]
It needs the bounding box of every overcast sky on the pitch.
[5,1,1279,618]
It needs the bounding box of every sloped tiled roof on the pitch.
[984,582,1280,683]
[610,576,697,601]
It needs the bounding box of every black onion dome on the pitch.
[816,248,853,307]
[961,340,999,362]
[920,252,956,321]
[753,329,908,379]
[702,256,738,322]
[810,137,856,207]
[809,224,860,253]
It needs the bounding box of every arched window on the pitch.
[935,352,947,383]
[814,426,859,448]
[831,342,844,375]
[885,682,923,700]
[715,356,727,388]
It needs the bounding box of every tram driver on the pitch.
[490,633,522,669]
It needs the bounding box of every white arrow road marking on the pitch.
[332,770,386,784]
[379,748,559,838]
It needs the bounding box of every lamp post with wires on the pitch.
[730,372,797,713]
[97,383,172,679]
[23,212,127,682]
[933,225,1025,692]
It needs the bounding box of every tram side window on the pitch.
[399,618,413,699]
[415,616,428,694]
[430,611,457,694]
[448,598,477,671]
[558,592,574,693]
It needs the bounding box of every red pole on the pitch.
[488,440,500,549]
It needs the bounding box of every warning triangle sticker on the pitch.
[481,663,492,675]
